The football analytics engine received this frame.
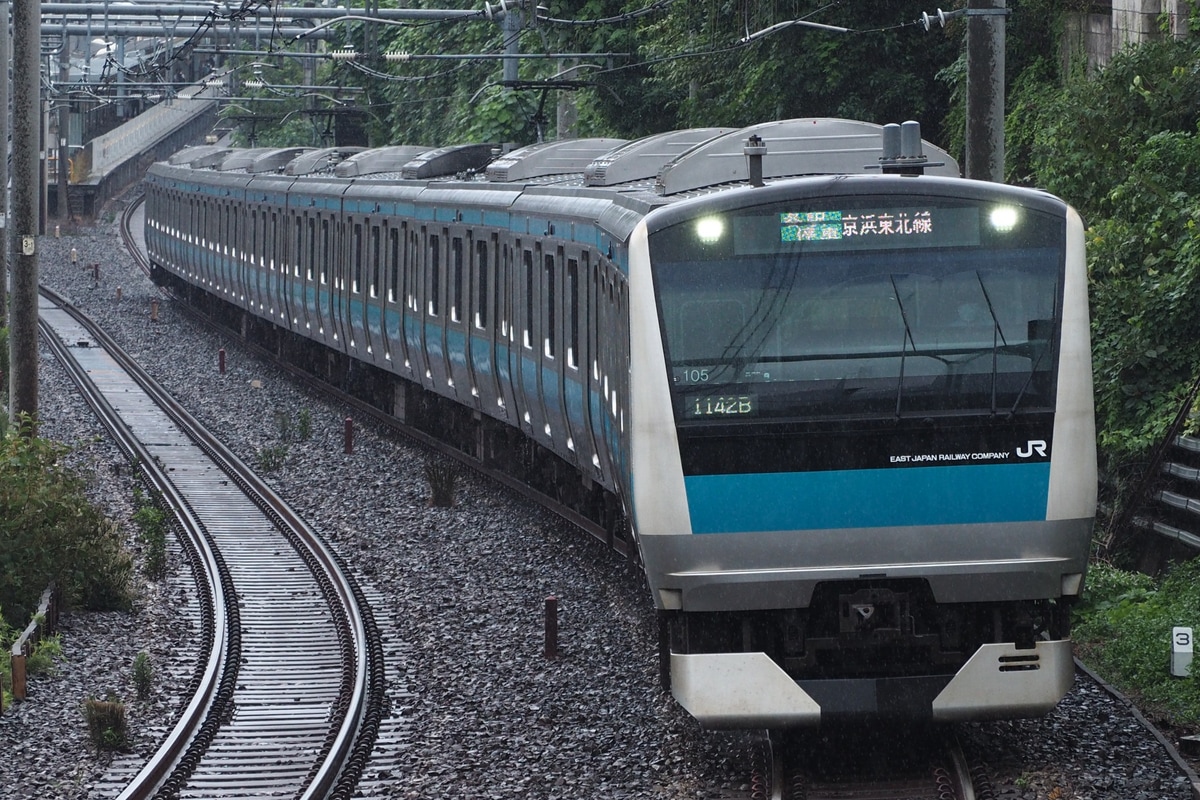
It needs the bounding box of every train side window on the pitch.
[523,249,535,350]
[451,236,464,323]
[501,244,513,338]
[270,210,279,271]
[388,226,400,303]
[407,230,419,310]
[370,224,381,298]
[544,252,556,359]
[474,239,489,330]
[428,233,441,316]
[320,218,330,285]
[566,257,579,369]
[292,216,302,277]
[305,215,315,281]
[352,222,363,293]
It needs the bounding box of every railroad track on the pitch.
[752,728,986,800]
[37,286,386,799]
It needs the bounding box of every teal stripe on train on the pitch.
[685,463,1052,533]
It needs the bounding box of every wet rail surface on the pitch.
[37,287,385,799]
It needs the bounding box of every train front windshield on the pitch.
[648,195,1066,422]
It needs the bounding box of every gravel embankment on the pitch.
[1,209,1196,800]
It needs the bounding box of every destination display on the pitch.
[731,205,985,254]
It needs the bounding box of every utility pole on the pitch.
[9,0,40,429]
[59,40,70,221]
[0,1,9,331]
[964,0,1006,182]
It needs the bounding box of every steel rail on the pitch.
[38,288,233,800]
[38,282,381,799]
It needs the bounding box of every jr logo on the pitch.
[1017,440,1048,458]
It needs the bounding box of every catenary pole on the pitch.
[964,0,1006,182]
[9,0,39,429]
[0,1,8,331]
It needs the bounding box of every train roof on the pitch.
[152,117,961,198]
[285,147,367,176]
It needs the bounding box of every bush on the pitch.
[133,503,169,580]
[0,427,134,621]
[133,651,153,701]
[1074,561,1200,724]
[26,634,63,675]
[83,696,128,751]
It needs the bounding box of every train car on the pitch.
[143,118,1096,729]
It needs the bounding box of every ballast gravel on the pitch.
[0,208,1196,800]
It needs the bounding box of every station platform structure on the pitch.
[51,82,219,219]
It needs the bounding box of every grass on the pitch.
[1073,558,1200,726]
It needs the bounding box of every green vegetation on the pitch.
[1075,561,1200,725]
[0,424,135,625]
[25,634,64,675]
[1006,38,1200,478]
[83,695,129,751]
[133,501,170,580]
[133,651,153,701]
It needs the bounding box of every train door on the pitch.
[514,243,544,439]
[447,232,471,403]
[204,197,217,291]
[286,212,301,333]
[382,221,404,370]
[468,233,502,414]
[366,220,384,367]
[320,212,339,346]
[591,261,617,487]
[250,203,266,314]
[226,198,239,304]
[403,226,427,381]
[269,207,285,326]
[424,227,450,392]
[238,199,253,312]
[563,251,597,474]
[345,217,366,355]
[302,212,321,340]
[495,240,518,423]
[541,246,567,452]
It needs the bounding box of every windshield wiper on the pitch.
[974,271,1009,415]
[1007,322,1055,416]
[890,274,918,419]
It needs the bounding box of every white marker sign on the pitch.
[1172,627,1193,678]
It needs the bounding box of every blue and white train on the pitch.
[144,118,1096,728]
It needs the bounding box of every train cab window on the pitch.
[388,226,400,303]
[428,233,441,316]
[544,253,556,359]
[451,237,464,323]
[523,249,535,350]
[567,257,579,369]
[474,239,489,330]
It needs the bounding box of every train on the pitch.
[143,118,1097,729]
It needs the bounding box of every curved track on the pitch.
[38,286,386,799]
